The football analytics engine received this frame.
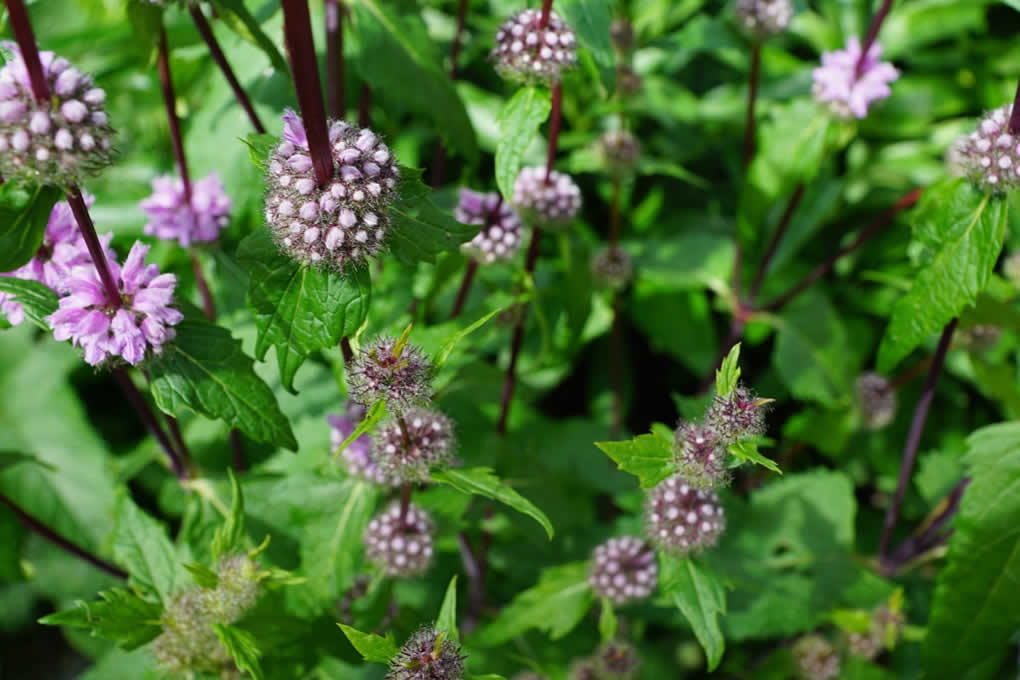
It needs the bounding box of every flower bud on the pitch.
[373,408,456,484]
[599,129,641,177]
[455,188,524,264]
[812,38,898,120]
[346,336,434,413]
[792,635,840,680]
[491,9,577,86]
[854,372,897,430]
[387,626,466,680]
[672,421,730,489]
[596,641,640,680]
[363,503,435,577]
[512,166,582,229]
[591,246,633,290]
[734,0,794,40]
[589,536,657,605]
[704,385,768,444]
[953,103,1020,193]
[645,475,725,555]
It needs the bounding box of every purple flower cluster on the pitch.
[346,336,434,413]
[387,626,466,680]
[373,408,456,484]
[588,536,658,605]
[672,421,729,489]
[734,0,794,40]
[140,173,232,246]
[854,372,897,430]
[645,475,725,555]
[953,104,1020,192]
[491,9,577,85]
[328,403,396,486]
[363,502,435,577]
[512,166,582,229]
[812,37,898,119]
[455,188,524,264]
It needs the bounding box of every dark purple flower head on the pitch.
[854,372,897,430]
[672,421,730,489]
[46,241,183,367]
[734,0,793,40]
[140,173,232,247]
[0,43,114,185]
[374,408,456,484]
[328,404,397,486]
[645,475,725,555]
[491,9,577,86]
[792,635,840,680]
[346,336,434,413]
[599,130,640,176]
[363,503,435,577]
[589,536,657,605]
[455,189,524,264]
[953,104,1020,193]
[387,626,466,680]
[705,385,768,444]
[264,109,400,269]
[812,37,898,120]
[591,246,633,290]
[512,166,582,229]
[596,641,640,680]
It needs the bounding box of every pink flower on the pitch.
[281,108,307,148]
[140,173,232,246]
[812,37,899,119]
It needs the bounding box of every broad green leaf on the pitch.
[430,467,554,539]
[388,168,478,265]
[0,278,58,330]
[436,575,459,642]
[495,87,552,201]
[598,598,617,642]
[0,184,62,272]
[125,0,162,45]
[923,422,1020,679]
[148,318,297,451]
[338,623,400,663]
[213,623,264,680]
[728,440,781,475]
[715,343,741,397]
[301,480,378,604]
[0,450,52,472]
[39,588,162,650]
[878,180,1007,372]
[558,0,615,89]
[211,0,289,75]
[211,470,245,560]
[112,492,177,604]
[241,132,277,171]
[595,434,674,489]
[661,556,727,671]
[237,229,371,393]
[473,562,593,646]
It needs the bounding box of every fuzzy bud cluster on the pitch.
[591,247,633,290]
[492,10,577,86]
[953,104,1020,193]
[455,188,524,263]
[792,635,841,680]
[847,605,904,660]
[599,130,641,177]
[387,626,466,680]
[672,421,729,489]
[346,336,434,413]
[141,173,232,247]
[512,166,582,229]
[328,404,396,486]
[588,536,657,605]
[706,384,768,444]
[734,0,794,40]
[645,475,725,555]
[597,642,640,680]
[373,409,456,484]
[264,110,399,269]
[854,372,897,430]
[363,503,435,577]
[812,37,898,120]
[0,43,114,185]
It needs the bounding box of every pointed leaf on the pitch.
[213,623,264,680]
[112,492,178,604]
[338,623,400,663]
[430,467,554,539]
[211,469,245,560]
[495,87,551,201]
[0,278,58,330]
[728,440,782,475]
[660,556,727,671]
[39,588,163,651]
[210,0,289,75]
[715,343,741,397]
[0,184,62,271]
[388,168,478,264]
[436,575,459,642]
[595,434,674,489]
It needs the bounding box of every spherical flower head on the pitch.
[363,502,435,577]
[705,384,769,444]
[264,109,400,269]
[811,37,898,120]
[512,166,582,230]
[599,129,640,177]
[47,241,183,367]
[645,475,725,555]
[672,421,730,489]
[591,246,633,290]
[491,9,577,86]
[596,641,640,680]
[953,104,1020,193]
[589,536,657,605]
[374,408,456,484]
[455,188,524,264]
[346,336,434,413]
[328,404,397,486]
[854,372,897,430]
[610,19,635,53]
[0,43,115,186]
[792,635,840,680]
[387,626,466,680]
[141,173,232,247]
[734,0,793,40]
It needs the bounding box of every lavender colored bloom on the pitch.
[47,241,183,366]
[512,166,582,229]
[455,188,524,263]
[328,403,397,486]
[140,173,232,246]
[811,37,898,119]
[491,9,577,85]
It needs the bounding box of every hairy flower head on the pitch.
[596,641,640,680]
[363,503,435,577]
[672,421,730,489]
[455,188,524,264]
[346,336,434,413]
[589,536,657,605]
[734,0,794,40]
[792,635,841,680]
[952,104,1020,193]
[491,9,577,85]
[387,626,466,680]
[512,166,582,229]
[373,408,456,484]
[645,475,725,555]
[705,385,769,444]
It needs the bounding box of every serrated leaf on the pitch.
[0,278,58,330]
[0,184,62,272]
[595,434,674,489]
[39,588,162,651]
[495,87,552,201]
[558,0,615,90]
[473,562,593,646]
[388,168,478,264]
[338,623,400,663]
[923,422,1020,679]
[431,467,554,539]
[148,318,297,451]
[728,440,782,474]
[211,469,245,560]
[112,492,177,604]
[660,556,727,671]
[213,623,263,680]
[241,132,277,171]
[878,180,1007,371]
[211,0,289,75]
[715,343,741,397]
[237,229,371,393]
[301,480,378,604]
[436,575,459,642]
[598,598,617,642]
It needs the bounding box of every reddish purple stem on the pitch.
[157,25,192,203]
[3,0,49,102]
[856,0,893,76]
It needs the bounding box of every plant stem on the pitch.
[881,476,969,574]
[0,493,127,579]
[157,24,192,204]
[112,368,189,479]
[3,0,49,102]
[449,259,478,320]
[430,0,470,187]
[743,42,761,168]
[358,84,372,128]
[229,430,247,472]
[162,413,191,466]
[856,0,893,76]
[398,481,412,526]
[760,188,922,312]
[456,530,484,629]
[189,5,266,134]
[889,354,934,391]
[281,0,334,188]
[324,0,346,120]
[340,336,354,364]
[877,318,957,560]
[608,177,621,247]
[749,183,805,300]
[65,186,121,307]
[609,177,624,438]
[190,250,216,320]
[544,83,563,183]
[539,0,554,28]
[497,228,543,434]
[1009,74,1020,135]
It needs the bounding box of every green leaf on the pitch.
[436,575,459,642]
[39,588,162,651]
[595,434,674,489]
[558,0,615,89]
[435,306,506,369]
[0,278,58,330]
[333,400,386,456]
[878,180,1008,371]
[715,343,741,397]
[494,87,552,201]
[923,422,1020,679]
[660,556,727,671]
[301,480,378,604]
[211,0,289,75]
[241,132,277,171]
[728,440,782,475]
[236,229,372,393]
[388,168,478,265]
[338,623,400,663]
[125,1,163,49]
[473,562,593,646]
[211,469,245,560]
[0,184,62,272]
[213,623,264,680]
[112,491,178,605]
[182,562,219,589]
[430,467,554,539]
[148,318,297,451]
[598,598,617,642]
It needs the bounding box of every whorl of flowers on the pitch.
[792,635,841,680]
[386,626,466,680]
[491,9,577,86]
[328,403,396,486]
[705,384,769,444]
[854,372,897,430]
[141,173,232,247]
[596,641,640,680]
[346,336,434,413]
[591,247,633,290]
[672,421,730,489]
[0,43,114,185]
[47,241,183,366]
[373,408,456,484]
[645,475,725,555]
[589,536,658,605]
[455,188,524,263]
[954,104,1020,193]
[264,109,399,269]
[599,129,641,177]
[512,166,582,229]
[734,0,794,40]
[812,37,898,119]
[363,503,435,577]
